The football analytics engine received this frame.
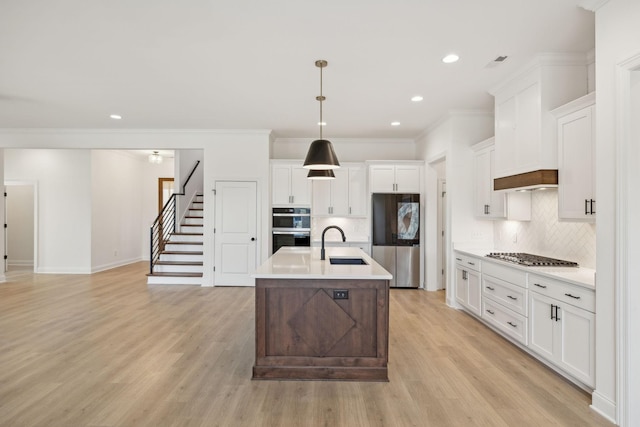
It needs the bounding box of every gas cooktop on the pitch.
[485,252,579,267]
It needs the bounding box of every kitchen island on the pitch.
[252,246,392,381]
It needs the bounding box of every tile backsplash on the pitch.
[312,217,369,242]
[493,189,596,269]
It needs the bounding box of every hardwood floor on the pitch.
[0,262,611,427]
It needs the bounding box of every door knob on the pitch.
[251,237,256,241]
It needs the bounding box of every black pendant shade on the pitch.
[303,139,340,170]
[304,60,340,175]
[307,168,336,180]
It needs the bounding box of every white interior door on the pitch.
[214,181,258,286]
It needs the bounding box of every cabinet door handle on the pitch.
[486,309,495,315]
[550,304,555,320]
[462,270,467,280]
[486,286,495,291]
[534,283,547,289]
[349,207,352,215]
[590,199,596,215]
[555,305,561,322]
[564,293,581,300]
[507,321,517,328]
[585,199,589,215]
[507,295,517,300]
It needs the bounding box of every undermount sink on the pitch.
[329,257,368,265]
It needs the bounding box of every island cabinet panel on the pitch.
[253,278,389,381]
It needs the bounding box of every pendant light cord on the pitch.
[319,64,323,140]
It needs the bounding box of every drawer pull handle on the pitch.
[534,283,547,289]
[564,293,581,300]
[486,309,495,315]
[468,262,475,266]
[456,258,462,261]
[507,295,517,300]
[507,321,517,328]
[486,286,495,291]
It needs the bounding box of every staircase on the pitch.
[147,195,204,285]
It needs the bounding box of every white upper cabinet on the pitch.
[473,138,506,219]
[369,162,421,193]
[552,92,596,221]
[490,54,589,179]
[271,161,311,206]
[312,163,367,217]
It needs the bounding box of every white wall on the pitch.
[415,112,494,296]
[175,149,203,227]
[90,150,145,272]
[6,184,34,268]
[5,149,92,273]
[273,137,416,161]
[592,0,640,423]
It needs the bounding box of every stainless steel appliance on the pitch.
[485,252,579,267]
[371,193,420,288]
[272,207,311,254]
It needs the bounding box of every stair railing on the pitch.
[149,160,201,274]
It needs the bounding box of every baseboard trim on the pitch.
[590,391,617,424]
[91,258,142,273]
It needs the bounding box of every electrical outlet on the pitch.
[333,289,349,300]
[512,232,518,243]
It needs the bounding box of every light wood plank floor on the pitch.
[0,262,611,427]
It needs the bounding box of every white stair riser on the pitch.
[191,202,204,209]
[165,243,203,252]
[169,234,203,243]
[194,196,204,202]
[180,225,203,233]
[154,264,203,273]
[188,209,203,216]
[159,253,203,262]
[147,276,202,286]
[183,217,204,225]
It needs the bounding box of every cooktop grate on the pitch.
[485,252,579,267]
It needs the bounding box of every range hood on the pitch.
[494,169,558,191]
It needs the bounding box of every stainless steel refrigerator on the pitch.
[371,193,420,288]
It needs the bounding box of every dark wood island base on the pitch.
[253,277,389,381]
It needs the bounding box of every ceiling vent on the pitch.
[485,55,509,68]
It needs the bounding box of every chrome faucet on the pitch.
[321,225,346,260]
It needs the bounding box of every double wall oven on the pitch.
[272,207,311,254]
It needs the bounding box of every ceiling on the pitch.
[0,1,595,140]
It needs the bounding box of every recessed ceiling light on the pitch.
[442,54,459,64]
[391,121,401,126]
[411,95,423,102]
[110,114,122,120]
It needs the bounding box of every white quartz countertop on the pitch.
[252,247,392,280]
[454,248,596,290]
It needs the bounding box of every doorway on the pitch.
[214,181,258,286]
[158,178,174,213]
[4,182,37,273]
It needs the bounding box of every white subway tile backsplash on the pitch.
[494,189,596,268]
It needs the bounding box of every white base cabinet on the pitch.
[454,254,481,316]
[529,292,595,387]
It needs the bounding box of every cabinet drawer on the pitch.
[482,261,527,287]
[529,274,595,313]
[454,253,481,272]
[483,275,528,316]
[482,299,528,345]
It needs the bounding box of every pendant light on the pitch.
[307,169,335,180]
[303,60,340,172]
[148,151,163,164]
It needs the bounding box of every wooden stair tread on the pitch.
[184,216,203,219]
[181,224,203,227]
[146,272,203,277]
[170,232,204,236]
[166,241,203,245]
[155,261,203,266]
